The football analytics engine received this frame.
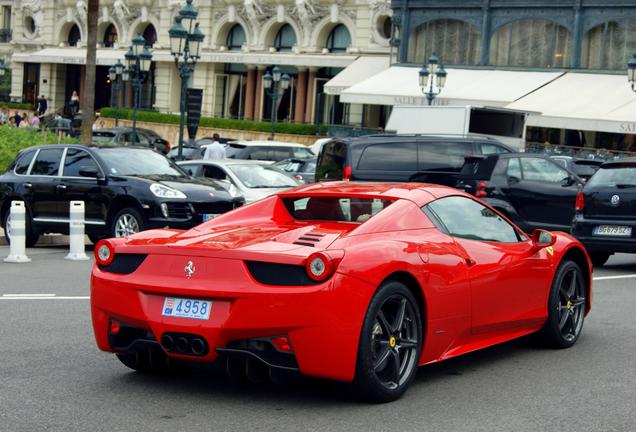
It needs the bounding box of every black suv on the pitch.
[0,145,243,245]
[456,153,582,233]
[571,159,636,266]
[315,134,512,186]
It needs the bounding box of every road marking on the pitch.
[593,274,636,281]
[0,294,89,300]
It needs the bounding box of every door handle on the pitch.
[465,257,477,267]
[56,184,67,191]
[24,183,33,189]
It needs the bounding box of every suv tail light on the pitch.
[475,182,489,198]
[343,165,352,181]
[575,191,585,211]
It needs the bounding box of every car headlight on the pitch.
[150,183,187,199]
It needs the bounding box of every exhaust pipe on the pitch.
[191,338,206,355]
[175,337,189,353]
[161,334,174,351]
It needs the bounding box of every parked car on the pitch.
[456,153,582,233]
[166,137,230,161]
[550,156,602,182]
[225,140,314,162]
[571,158,636,266]
[92,128,170,154]
[178,159,299,203]
[90,182,591,402]
[272,157,317,183]
[0,145,243,245]
[42,115,80,138]
[315,134,513,186]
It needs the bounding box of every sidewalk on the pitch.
[0,228,77,246]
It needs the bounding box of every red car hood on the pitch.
[118,222,356,263]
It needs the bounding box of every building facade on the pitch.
[4,0,393,127]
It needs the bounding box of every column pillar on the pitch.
[294,69,307,123]
[572,3,583,68]
[480,1,492,66]
[304,68,316,124]
[244,66,256,120]
[254,67,265,121]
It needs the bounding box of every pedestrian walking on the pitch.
[203,133,226,160]
[36,95,48,117]
[70,90,80,115]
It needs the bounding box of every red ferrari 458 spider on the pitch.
[91,182,591,402]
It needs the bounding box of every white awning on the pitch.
[324,56,390,95]
[340,66,563,107]
[12,48,129,66]
[506,72,636,134]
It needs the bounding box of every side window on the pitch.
[358,143,417,171]
[203,165,227,180]
[14,150,36,175]
[292,147,313,158]
[180,164,200,176]
[481,143,509,154]
[521,158,570,183]
[30,149,64,176]
[271,147,292,161]
[426,196,521,243]
[507,157,521,178]
[62,149,100,177]
[418,141,472,170]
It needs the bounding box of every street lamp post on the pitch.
[108,60,125,127]
[169,0,205,161]
[419,54,447,106]
[263,66,290,140]
[125,34,153,144]
[627,54,636,92]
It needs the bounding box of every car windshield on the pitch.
[586,165,636,188]
[228,164,298,188]
[283,197,394,223]
[96,148,185,176]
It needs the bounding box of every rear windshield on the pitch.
[283,197,393,223]
[586,166,636,188]
[316,141,346,181]
[92,131,116,142]
[458,157,498,180]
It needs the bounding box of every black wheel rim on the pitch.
[370,294,419,390]
[557,268,585,342]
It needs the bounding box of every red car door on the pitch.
[425,195,551,336]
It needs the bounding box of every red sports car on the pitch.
[91,182,591,402]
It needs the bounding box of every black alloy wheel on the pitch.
[541,260,586,348]
[354,281,422,403]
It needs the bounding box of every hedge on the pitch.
[1,102,34,111]
[0,126,79,172]
[100,107,327,136]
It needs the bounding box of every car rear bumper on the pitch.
[571,216,636,253]
[90,262,373,382]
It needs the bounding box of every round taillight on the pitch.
[305,252,333,281]
[95,240,115,266]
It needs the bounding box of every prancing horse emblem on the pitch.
[184,261,196,278]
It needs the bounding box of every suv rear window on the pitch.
[283,197,393,222]
[586,165,636,188]
[316,141,346,181]
[31,148,64,176]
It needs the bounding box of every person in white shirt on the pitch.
[203,133,226,160]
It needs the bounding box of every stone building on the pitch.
[4,0,393,127]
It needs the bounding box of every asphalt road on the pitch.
[1,245,635,432]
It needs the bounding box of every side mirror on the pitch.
[561,176,575,187]
[79,166,99,178]
[532,229,555,248]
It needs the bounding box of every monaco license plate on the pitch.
[593,225,632,237]
[161,297,212,320]
[203,214,220,222]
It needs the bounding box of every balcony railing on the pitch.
[0,28,11,43]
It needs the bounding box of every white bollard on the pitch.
[4,201,31,263]
[64,201,89,261]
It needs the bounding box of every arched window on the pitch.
[68,24,81,47]
[275,24,296,52]
[142,24,157,48]
[582,21,636,70]
[326,24,351,53]
[407,19,482,65]
[227,24,246,51]
[489,20,572,68]
[103,23,118,48]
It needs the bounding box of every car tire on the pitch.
[2,205,40,247]
[353,281,422,403]
[589,253,610,268]
[116,350,172,373]
[540,260,586,349]
[110,207,145,238]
